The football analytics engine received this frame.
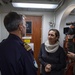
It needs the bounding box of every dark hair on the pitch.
[4,12,23,32]
[67,28,75,35]
[49,29,60,41]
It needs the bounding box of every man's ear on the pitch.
[18,24,23,31]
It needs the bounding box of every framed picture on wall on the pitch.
[26,21,32,34]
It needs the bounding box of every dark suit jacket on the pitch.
[0,34,37,75]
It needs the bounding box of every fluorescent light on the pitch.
[12,3,58,9]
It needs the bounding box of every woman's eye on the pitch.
[48,34,54,36]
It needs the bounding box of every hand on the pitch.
[45,64,51,72]
[67,51,75,59]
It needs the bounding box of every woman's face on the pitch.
[48,30,58,44]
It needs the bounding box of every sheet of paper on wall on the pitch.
[28,43,34,51]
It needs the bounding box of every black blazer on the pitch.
[38,43,66,75]
[0,34,37,75]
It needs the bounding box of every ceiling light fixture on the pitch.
[12,2,58,9]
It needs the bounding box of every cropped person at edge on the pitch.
[0,12,37,75]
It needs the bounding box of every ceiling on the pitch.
[0,0,64,3]
[0,0,75,14]
[0,0,65,12]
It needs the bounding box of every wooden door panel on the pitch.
[25,16,42,75]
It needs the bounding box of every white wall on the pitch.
[0,11,54,43]
[42,13,54,43]
[66,15,75,23]
[55,0,75,47]
[0,13,9,42]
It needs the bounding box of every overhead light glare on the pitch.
[12,2,58,9]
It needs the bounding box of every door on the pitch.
[25,15,42,75]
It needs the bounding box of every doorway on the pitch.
[25,15,42,75]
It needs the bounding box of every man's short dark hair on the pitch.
[4,12,23,32]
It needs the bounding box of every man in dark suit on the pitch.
[0,12,37,75]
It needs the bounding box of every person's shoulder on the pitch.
[0,39,6,45]
[58,45,66,53]
[41,43,44,45]
[58,45,64,50]
[41,43,45,46]
[59,45,63,48]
